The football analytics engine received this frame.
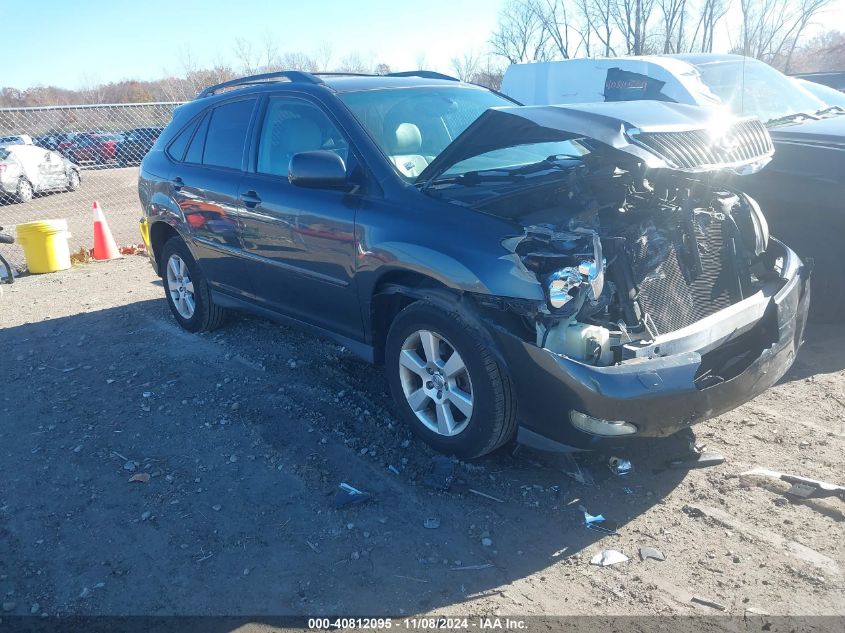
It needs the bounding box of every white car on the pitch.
[0,144,81,203]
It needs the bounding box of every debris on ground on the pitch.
[668,451,725,470]
[423,517,441,529]
[422,456,455,491]
[583,510,620,536]
[128,472,150,483]
[468,488,504,503]
[608,456,633,476]
[639,546,666,562]
[590,550,628,566]
[691,595,727,611]
[334,482,371,508]
[561,453,594,485]
[740,468,845,501]
[450,563,494,571]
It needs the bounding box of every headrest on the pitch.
[393,122,422,154]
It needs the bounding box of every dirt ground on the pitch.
[0,256,843,621]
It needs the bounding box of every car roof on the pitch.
[670,53,748,66]
[319,75,477,93]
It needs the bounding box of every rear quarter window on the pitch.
[166,118,199,162]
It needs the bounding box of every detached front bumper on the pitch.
[493,240,811,451]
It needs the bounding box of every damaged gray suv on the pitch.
[139,72,810,458]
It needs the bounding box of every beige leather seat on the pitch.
[388,123,429,178]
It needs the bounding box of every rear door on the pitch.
[167,97,258,297]
[237,93,363,338]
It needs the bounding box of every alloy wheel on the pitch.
[166,254,196,319]
[398,329,474,436]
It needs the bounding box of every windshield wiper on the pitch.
[425,154,583,189]
[765,112,819,127]
[815,105,845,117]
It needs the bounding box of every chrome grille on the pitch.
[631,119,773,170]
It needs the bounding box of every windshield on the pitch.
[442,140,587,177]
[338,86,513,179]
[692,58,827,125]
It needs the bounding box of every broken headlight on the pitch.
[545,233,605,313]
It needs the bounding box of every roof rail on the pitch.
[313,72,375,78]
[196,71,324,99]
[387,70,460,82]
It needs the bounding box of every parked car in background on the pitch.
[0,144,81,203]
[0,134,34,147]
[66,132,124,165]
[116,127,163,166]
[794,78,845,108]
[503,54,845,322]
[139,71,809,458]
[791,70,845,91]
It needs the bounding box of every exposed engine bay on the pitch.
[484,158,780,371]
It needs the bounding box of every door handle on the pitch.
[170,176,184,191]
[240,190,261,207]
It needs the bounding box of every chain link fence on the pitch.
[0,102,182,273]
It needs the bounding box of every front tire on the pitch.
[16,178,33,203]
[161,236,228,332]
[385,301,517,459]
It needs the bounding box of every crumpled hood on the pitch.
[418,101,773,184]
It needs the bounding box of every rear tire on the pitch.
[66,170,81,191]
[385,300,517,459]
[161,236,228,332]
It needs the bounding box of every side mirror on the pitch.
[289,150,348,189]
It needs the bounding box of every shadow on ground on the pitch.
[3,290,839,616]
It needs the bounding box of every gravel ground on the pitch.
[0,256,843,619]
[0,166,141,270]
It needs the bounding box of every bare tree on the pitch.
[532,0,577,58]
[314,42,334,72]
[490,0,552,63]
[451,50,482,81]
[280,52,319,72]
[688,0,729,53]
[611,0,657,55]
[337,52,373,74]
[657,0,688,53]
[374,63,392,75]
[738,0,835,69]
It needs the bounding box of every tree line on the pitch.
[2,0,844,108]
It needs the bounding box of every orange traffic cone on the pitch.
[92,200,121,261]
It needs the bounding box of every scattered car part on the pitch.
[691,596,727,611]
[608,457,633,476]
[423,517,441,529]
[334,482,371,508]
[639,546,666,562]
[740,468,845,501]
[583,511,619,536]
[590,550,628,566]
[668,452,725,470]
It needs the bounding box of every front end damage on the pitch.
[422,102,811,450]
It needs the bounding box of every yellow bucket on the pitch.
[15,219,72,274]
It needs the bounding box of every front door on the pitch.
[238,95,363,339]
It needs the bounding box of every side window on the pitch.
[256,97,349,177]
[167,117,199,162]
[185,113,210,164]
[202,98,256,169]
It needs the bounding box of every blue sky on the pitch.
[6,0,844,90]
[5,0,504,89]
